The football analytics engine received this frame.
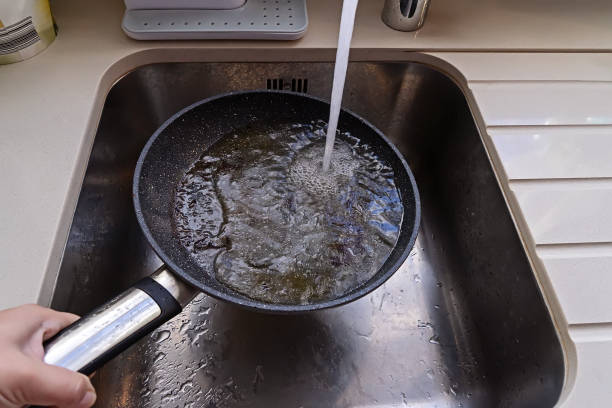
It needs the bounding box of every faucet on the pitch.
[382,0,430,31]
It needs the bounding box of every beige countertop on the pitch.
[2,0,612,406]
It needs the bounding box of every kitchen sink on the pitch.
[51,62,564,407]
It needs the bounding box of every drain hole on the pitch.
[267,78,309,93]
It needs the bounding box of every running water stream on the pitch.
[322,0,359,172]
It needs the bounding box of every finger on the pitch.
[13,359,96,408]
[0,304,79,342]
[39,310,80,341]
[3,305,80,358]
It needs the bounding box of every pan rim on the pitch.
[133,89,421,313]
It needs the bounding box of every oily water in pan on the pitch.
[173,121,404,305]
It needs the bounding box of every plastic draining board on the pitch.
[122,0,307,40]
[124,0,246,10]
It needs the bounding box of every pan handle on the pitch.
[42,266,197,375]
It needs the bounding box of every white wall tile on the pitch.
[489,126,612,180]
[470,82,612,126]
[511,182,612,244]
[437,53,612,81]
[538,244,612,324]
[562,326,612,407]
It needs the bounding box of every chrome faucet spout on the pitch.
[382,0,430,31]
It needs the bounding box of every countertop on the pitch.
[1,0,612,406]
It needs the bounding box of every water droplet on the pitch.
[429,335,440,344]
[426,368,434,379]
[417,320,434,329]
[153,352,166,364]
[252,365,265,393]
[197,306,211,316]
[153,330,171,343]
[434,304,440,309]
[413,274,421,283]
[436,281,443,287]
[190,329,209,345]
[159,388,175,404]
[179,380,193,393]
[179,321,190,334]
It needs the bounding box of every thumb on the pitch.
[13,358,96,408]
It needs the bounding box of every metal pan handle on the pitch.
[42,266,197,375]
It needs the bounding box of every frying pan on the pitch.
[42,91,420,375]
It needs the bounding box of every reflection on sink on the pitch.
[51,62,564,407]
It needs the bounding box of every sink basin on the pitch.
[50,62,564,407]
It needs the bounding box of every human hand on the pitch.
[0,304,96,408]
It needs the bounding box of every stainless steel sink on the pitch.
[50,62,564,407]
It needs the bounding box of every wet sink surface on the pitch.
[51,62,564,407]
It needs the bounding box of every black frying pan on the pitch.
[42,91,420,375]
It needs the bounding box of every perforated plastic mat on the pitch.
[122,0,307,40]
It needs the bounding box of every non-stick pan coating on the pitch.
[133,90,420,313]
